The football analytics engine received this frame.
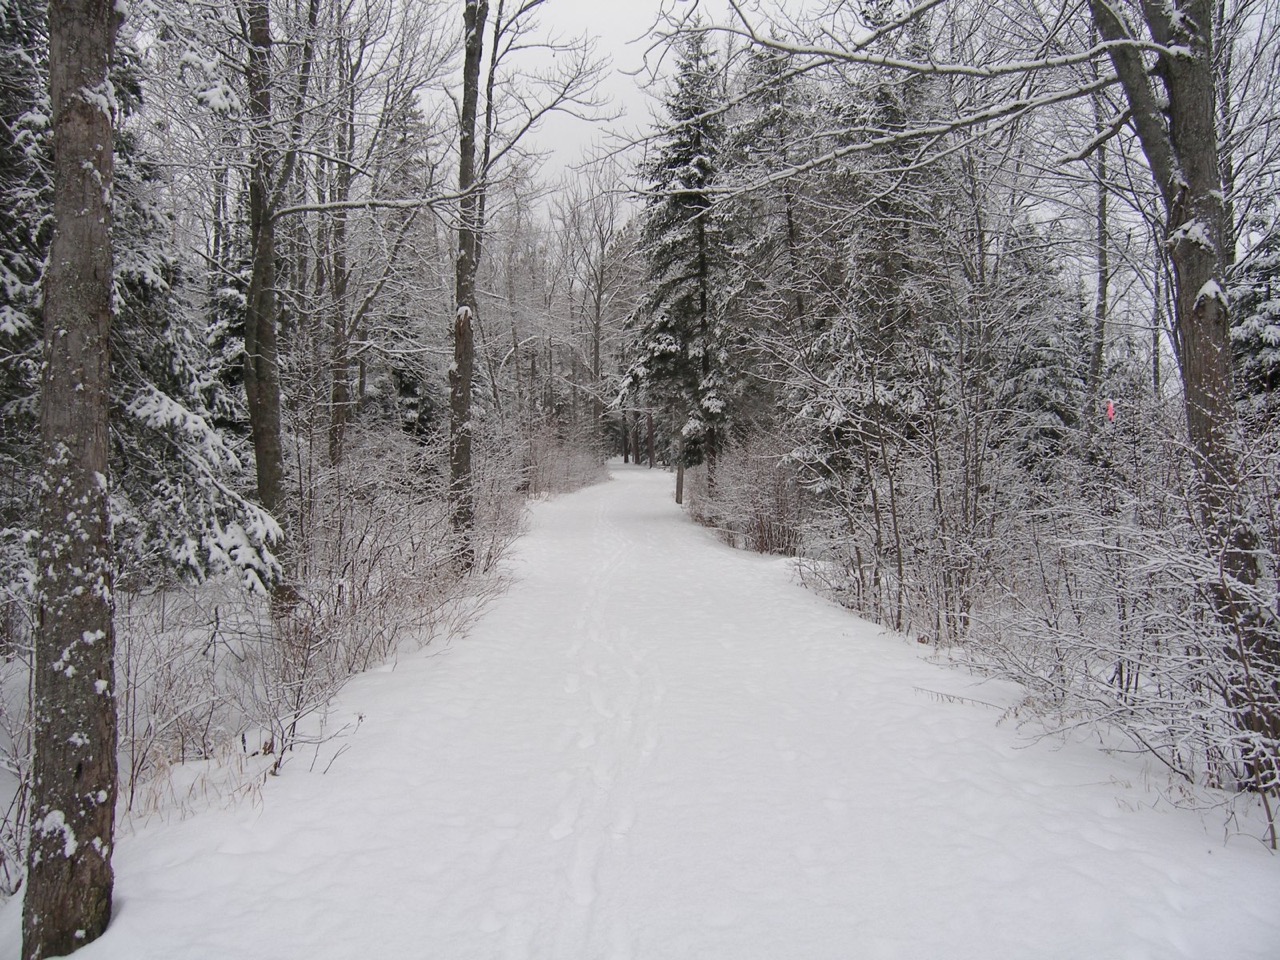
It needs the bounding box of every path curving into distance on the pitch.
[5,463,1277,959]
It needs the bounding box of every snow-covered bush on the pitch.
[232,423,517,774]
[518,419,609,500]
[686,436,806,556]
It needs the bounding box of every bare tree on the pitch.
[270,0,451,468]
[1089,0,1278,785]
[450,0,486,553]
[241,0,292,518]
[23,0,120,955]
[449,0,605,555]
[554,163,638,445]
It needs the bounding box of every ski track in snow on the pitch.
[3,464,1278,959]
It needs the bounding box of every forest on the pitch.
[1,0,1278,955]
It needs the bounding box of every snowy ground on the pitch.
[3,463,1277,959]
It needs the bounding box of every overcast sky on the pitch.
[524,0,737,178]
[526,0,668,176]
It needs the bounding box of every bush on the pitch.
[686,436,806,556]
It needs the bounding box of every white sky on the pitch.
[526,0,669,177]
[526,0,734,178]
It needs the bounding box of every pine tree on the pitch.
[1,18,277,598]
[625,29,730,475]
[0,0,48,489]
[1232,220,1280,425]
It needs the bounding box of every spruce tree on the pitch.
[1233,222,1280,425]
[625,29,730,476]
[0,18,278,596]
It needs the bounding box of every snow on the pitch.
[79,81,117,121]
[33,811,76,860]
[194,84,238,114]
[1168,219,1215,252]
[1197,279,1227,307]
[2,464,1277,959]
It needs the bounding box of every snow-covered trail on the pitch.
[5,464,1278,959]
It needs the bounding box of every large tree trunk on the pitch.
[450,0,487,560]
[243,0,285,515]
[23,0,120,955]
[1091,0,1278,786]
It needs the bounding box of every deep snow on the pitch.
[2,463,1277,959]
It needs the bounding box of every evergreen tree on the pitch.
[1,13,277,607]
[1232,219,1280,424]
[785,71,940,497]
[0,0,48,497]
[624,29,730,474]
[717,45,841,437]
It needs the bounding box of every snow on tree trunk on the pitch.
[23,0,120,955]
[450,0,487,560]
[243,0,286,518]
[1090,0,1278,786]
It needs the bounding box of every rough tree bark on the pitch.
[450,0,487,558]
[1090,0,1278,782]
[243,0,285,515]
[23,0,120,955]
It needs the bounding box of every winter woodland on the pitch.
[0,0,1278,956]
